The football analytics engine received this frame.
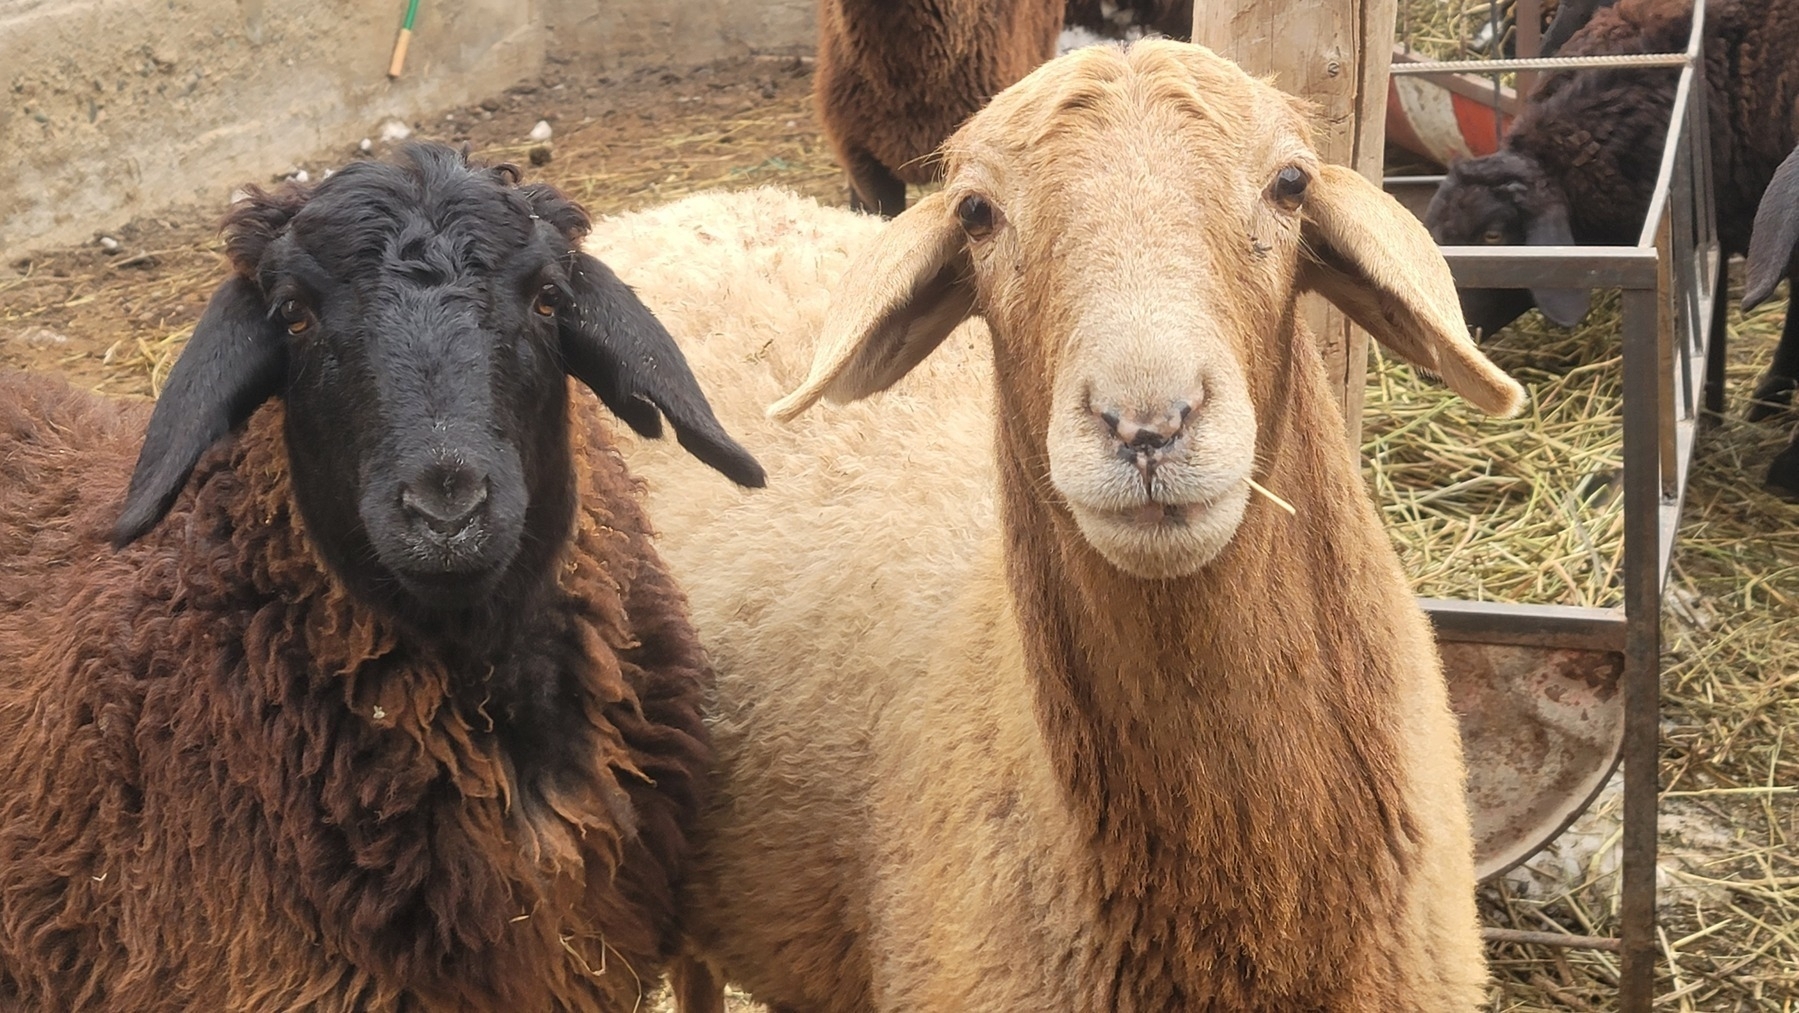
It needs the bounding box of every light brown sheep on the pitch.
[815,0,1061,216]
[598,39,1524,1012]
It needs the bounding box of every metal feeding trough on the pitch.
[1442,642,1623,880]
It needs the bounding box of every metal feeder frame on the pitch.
[1381,3,1717,1008]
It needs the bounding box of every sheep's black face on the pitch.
[256,156,584,611]
[1424,151,1590,334]
[113,142,766,626]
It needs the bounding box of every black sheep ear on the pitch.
[1522,203,1591,327]
[113,275,287,546]
[1745,145,1799,311]
[560,252,766,488]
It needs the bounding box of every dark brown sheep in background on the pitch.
[1422,0,1799,492]
[1064,0,1195,38]
[814,0,1062,216]
[0,143,764,1011]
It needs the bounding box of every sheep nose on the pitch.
[400,465,490,535]
[1097,400,1196,451]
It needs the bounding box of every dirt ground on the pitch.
[0,53,843,399]
[2,49,1796,1013]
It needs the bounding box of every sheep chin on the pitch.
[1065,484,1251,579]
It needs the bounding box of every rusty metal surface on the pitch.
[1440,641,1625,881]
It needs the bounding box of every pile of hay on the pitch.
[1366,298,1627,608]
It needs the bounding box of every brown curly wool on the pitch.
[815,0,1062,215]
[1517,0,1799,253]
[0,372,710,1012]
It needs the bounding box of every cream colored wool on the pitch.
[595,40,1523,1013]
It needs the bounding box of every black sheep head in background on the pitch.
[112,142,765,622]
[1424,149,1593,340]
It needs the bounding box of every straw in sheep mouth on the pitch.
[1244,476,1297,515]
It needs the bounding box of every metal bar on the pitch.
[1390,53,1690,74]
[1421,598,1626,650]
[1637,64,1696,250]
[1515,0,1543,95]
[1657,211,1681,499]
[1619,286,1663,1013]
[1706,257,1728,415]
[1660,494,1688,594]
[1482,927,1624,952]
[1689,15,1727,418]
[1684,0,1708,62]
[1438,246,1659,289]
[1635,1,1707,250]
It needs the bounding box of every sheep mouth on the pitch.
[1081,485,1239,530]
[1113,499,1202,527]
[1065,484,1253,578]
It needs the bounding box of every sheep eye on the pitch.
[1269,166,1309,208]
[956,194,998,239]
[277,299,311,335]
[534,284,562,317]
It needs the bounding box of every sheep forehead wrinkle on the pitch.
[231,145,582,289]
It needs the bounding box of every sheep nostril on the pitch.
[1127,426,1176,451]
[401,476,490,536]
[1098,401,1192,452]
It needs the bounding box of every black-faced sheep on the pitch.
[599,40,1525,1011]
[815,0,1062,217]
[1424,0,1799,425]
[0,142,763,1011]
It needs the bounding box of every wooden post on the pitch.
[1192,0,1398,455]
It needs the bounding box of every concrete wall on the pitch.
[545,0,814,72]
[0,0,815,259]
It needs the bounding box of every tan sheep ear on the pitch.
[768,191,976,422]
[1299,163,1527,418]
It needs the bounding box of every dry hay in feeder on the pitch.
[1397,0,1508,60]
[1364,297,1627,608]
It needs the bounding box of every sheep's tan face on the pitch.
[772,41,1524,577]
[942,46,1318,578]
